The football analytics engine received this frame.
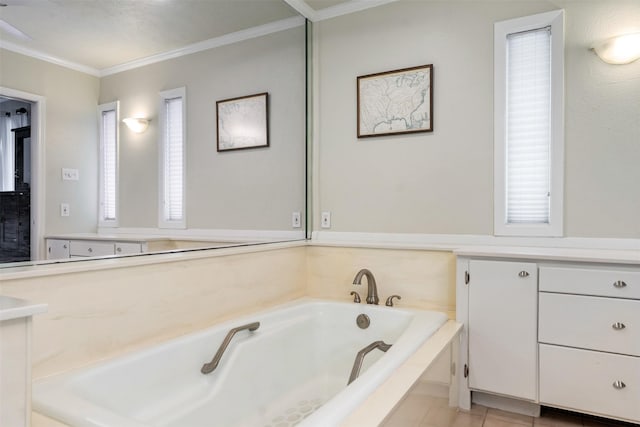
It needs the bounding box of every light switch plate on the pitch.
[60,203,70,217]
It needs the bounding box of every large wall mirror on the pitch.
[0,0,308,267]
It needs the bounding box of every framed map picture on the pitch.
[217,92,269,151]
[357,64,433,138]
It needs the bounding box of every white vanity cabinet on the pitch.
[46,237,145,259]
[457,250,640,424]
[467,260,538,401]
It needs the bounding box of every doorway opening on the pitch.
[0,98,32,262]
[0,87,45,264]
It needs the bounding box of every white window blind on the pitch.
[494,10,564,237]
[162,96,184,224]
[100,108,117,223]
[505,27,552,224]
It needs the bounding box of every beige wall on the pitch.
[314,0,640,238]
[99,26,306,230]
[0,49,100,236]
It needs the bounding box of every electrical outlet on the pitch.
[62,168,79,181]
[60,203,70,217]
[292,211,301,228]
[321,211,331,228]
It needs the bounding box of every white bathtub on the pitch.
[33,298,448,427]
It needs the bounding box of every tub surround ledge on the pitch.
[1,296,48,427]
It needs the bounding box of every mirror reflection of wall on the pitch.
[0,2,307,265]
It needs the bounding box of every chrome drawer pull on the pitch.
[518,271,530,278]
[613,380,626,390]
[612,322,626,330]
[613,280,627,288]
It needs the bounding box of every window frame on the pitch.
[158,87,187,229]
[494,10,565,237]
[98,101,119,228]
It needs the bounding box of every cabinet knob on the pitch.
[518,271,530,278]
[88,248,93,253]
[612,322,626,330]
[612,380,626,390]
[613,280,627,288]
[117,247,122,252]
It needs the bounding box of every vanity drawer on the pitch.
[540,344,640,423]
[539,266,640,299]
[69,241,115,257]
[539,293,640,356]
[114,242,143,255]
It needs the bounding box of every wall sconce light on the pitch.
[122,117,150,133]
[592,32,640,65]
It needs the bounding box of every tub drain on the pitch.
[356,313,370,329]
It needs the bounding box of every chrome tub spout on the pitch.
[201,322,260,374]
[353,268,379,305]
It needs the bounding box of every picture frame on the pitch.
[216,92,269,151]
[357,64,433,138]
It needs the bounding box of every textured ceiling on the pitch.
[0,0,301,70]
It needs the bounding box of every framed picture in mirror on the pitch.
[216,92,269,152]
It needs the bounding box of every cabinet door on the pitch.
[468,260,538,401]
[46,239,70,259]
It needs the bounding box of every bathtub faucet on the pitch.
[352,269,379,305]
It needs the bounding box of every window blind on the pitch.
[163,97,184,222]
[101,109,117,221]
[506,27,551,224]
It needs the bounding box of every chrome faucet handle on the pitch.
[350,291,361,303]
[385,295,401,307]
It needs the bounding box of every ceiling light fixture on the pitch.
[122,117,150,133]
[592,32,640,65]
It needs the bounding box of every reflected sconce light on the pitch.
[592,32,640,65]
[122,117,150,133]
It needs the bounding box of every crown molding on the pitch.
[284,0,399,22]
[0,40,101,77]
[315,0,399,21]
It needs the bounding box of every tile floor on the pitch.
[382,394,637,427]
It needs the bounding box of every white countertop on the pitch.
[0,295,48,321]
[454,246,640,265]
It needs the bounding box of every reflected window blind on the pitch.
[101,109,117,221]
[506,27,551,224]
[163,97,184,221]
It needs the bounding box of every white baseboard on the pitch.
[472,391,541,417]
